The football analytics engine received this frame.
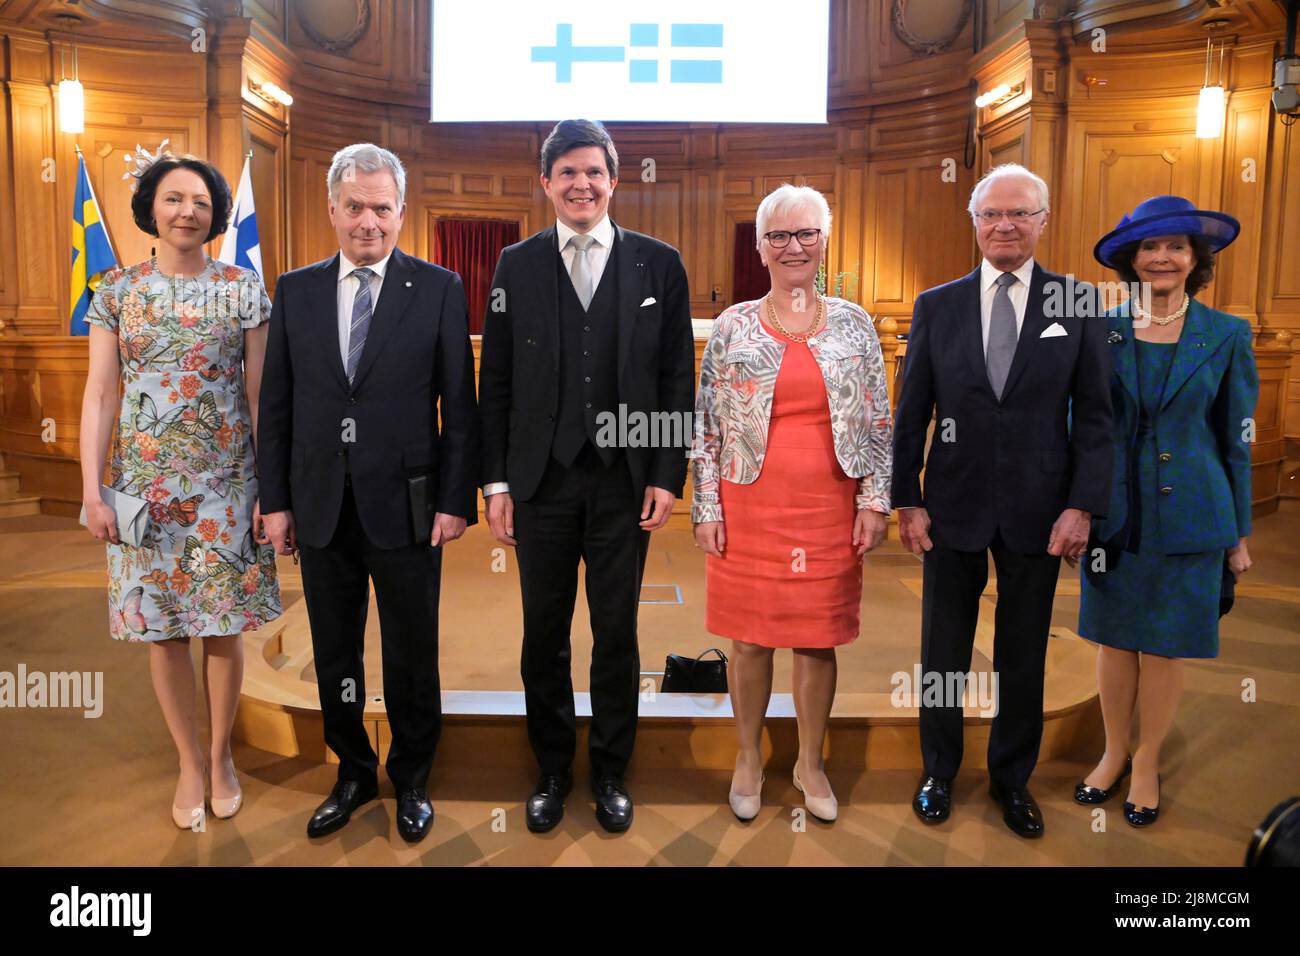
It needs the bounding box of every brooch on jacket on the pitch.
[1107,331,1125,344]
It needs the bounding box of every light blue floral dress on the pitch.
[85,256,282,641]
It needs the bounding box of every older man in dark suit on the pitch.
[891,163,1112,837]
[258,143,479,844]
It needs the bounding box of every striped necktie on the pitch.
[345,266,375,384]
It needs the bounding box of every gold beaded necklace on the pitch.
[765,291,825,343]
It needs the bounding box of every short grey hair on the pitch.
[967,163,1049,217]
[755,183,832,248]
[327,143,407,206]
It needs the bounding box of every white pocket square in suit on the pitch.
[1040,322,1068,338]
[639,296,657,307]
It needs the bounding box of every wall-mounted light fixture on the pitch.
[975,81,1024,109]
[55,14,84,134]
[251,80,293,107]
[1196,20,1230,139]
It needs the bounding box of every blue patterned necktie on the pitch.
[345,267,375,384]
[985,271,1018,399]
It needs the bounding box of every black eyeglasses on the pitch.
[763,228,822,248]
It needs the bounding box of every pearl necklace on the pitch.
[765,292,825,343]
[1133,293,1190,326]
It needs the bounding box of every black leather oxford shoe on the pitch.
[307,778,378,838]
[592,775,633,833]
[1075,758,1131,805]
[396,787,435,843]
[990,780,1044,838]
[912,775,952,824]
[526,771,573,833]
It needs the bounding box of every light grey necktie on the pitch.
[566,233,596,310]
[345,266,375,384]
[985,271,1018,399]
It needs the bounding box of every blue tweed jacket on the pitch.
[1093,297,1258,554]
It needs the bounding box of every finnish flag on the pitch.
[218,156,263,285]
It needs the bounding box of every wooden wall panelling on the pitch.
[1061,112,1212,291]
[287,142,341,269]
[8,71,59,332]
[0,337,89,513]
[857,152,976,327]
[1261,108,1300,323]
[853,0,976,106]
[287,0,423,106]
[1218,89,1272,323]
[1251,347,1290,516]
[419,165,537,263]
[984,0,1034,49]
[245,0,287,43]
[0,35,16,331]
[247,114,285,293]
[827,0,873,105]
[1260,115,1300,439]
[70,100,205,274]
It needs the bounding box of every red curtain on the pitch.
[431,217,521,334]
[732,222,768,307]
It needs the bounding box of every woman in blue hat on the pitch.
[1074,195,1258,827]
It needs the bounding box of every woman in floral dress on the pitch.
[79,151,281,829]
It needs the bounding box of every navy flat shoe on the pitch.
[1075,757,1131,805]
[1123,774,1161,827]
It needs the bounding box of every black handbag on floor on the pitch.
[662,648,728,693]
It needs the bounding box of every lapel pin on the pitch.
[405,280,412,287]
[1107,331,1125,344]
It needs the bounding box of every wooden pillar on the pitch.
[4,33,61,335]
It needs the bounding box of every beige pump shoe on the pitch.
[210,763,242,819]
[172,764,206,830]
[793,765,838,823]
[729,772,765,821]
[172,803,204,829]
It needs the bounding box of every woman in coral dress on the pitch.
[79,150,281,829]
[692,185,893,823]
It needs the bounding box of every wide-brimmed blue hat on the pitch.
[1094,195,1240,268]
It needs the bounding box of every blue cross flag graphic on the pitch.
[429,1,829,124]
[532,23,724,85]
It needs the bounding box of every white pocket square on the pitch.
[639,296,657,307]
[1040,322,1068,338]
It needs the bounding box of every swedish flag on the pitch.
[69,155,117,336]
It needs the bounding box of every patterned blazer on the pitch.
[690,297,893,523]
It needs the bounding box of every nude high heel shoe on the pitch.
[173,763,206,830]
[729,772,765,821]
[172,802,205,830]
[210,762,242,820]
[793,765,838,823]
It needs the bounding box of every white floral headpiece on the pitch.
[121,139,171,191]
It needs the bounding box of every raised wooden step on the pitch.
[233,591,1103,773]
[1282,457,1300,500]
[0,470,21,498]
[0,496,40,517]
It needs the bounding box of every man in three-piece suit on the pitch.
[478,119,695,833]
[257,143,479,843]
[891,163,1113,837]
